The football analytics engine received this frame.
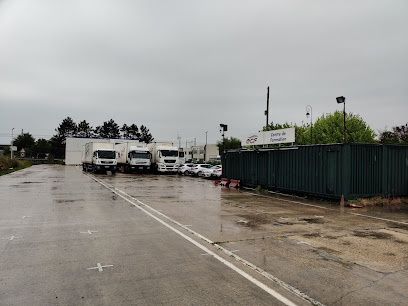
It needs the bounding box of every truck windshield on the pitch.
[98,150,116,159]
[130,152,150,159]
[161,150,178,157]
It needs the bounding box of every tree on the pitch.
[379,123,408,145]
[95,119,120,138]
[139,125,154,143]
[55,117,77,140]
[49,135,65,159]
[77,120,93,138]
[312,111,375,144]
[13,133,35,153]
[128,124,140,139]
[216,137,241,153]
[32,138,52,157]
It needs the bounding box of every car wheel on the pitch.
[197,171,202,176]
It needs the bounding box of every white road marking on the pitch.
[1,236,21,241]
[80,230,98,235]
[22,216,31,219]
[87,263,113,272]
[82,170,324,306]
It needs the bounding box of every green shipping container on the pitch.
[223,144,408,200]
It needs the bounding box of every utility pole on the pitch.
[265,86,269,128]
[177,134,181,148]
[204,131,208,162]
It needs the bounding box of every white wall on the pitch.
[65,137,140,165]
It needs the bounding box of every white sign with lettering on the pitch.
[241,128,295,146]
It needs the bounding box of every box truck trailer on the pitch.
[82,142,117,174]
[147,142,180,173]
[115,143,151,173]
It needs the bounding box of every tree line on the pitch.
[217,111,408,151]
[3,117,154,159]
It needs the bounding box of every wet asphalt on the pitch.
[1,165,308,306]
[1,165,407,305]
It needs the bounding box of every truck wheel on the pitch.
[82,164,86,171]
[111,170,116,175]
[92,166,97,174]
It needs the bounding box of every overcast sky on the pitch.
[1,0,407,146]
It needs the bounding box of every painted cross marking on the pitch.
[2,236,21,241]
[87,263,113,272]
[80,230,98,235]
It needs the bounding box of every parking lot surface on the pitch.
[1,165,407,305]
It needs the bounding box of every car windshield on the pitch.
[161,150,178,157]
[130,152,150,159]
[98,150,116,159]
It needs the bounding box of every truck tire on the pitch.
[111,170,116,175]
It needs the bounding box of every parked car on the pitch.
[212,165,222,178]
[202,165,222,178]
[178,163,194,175]
[190,164,213,176]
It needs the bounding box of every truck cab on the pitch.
[156,146,179,173]
[126,146,151,172]
[92,150,117,173]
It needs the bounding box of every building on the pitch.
[181,144,219,163]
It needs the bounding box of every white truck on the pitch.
[115,143,151,173]
[82,142,117,174]
[147,142,180,173]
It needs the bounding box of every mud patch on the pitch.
[353,231,393,239]
[236,214,271,228]
[387,222,408,231]
[303,233,320,238]
[299,216,327,224]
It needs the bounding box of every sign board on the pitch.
[20,152,26,158]
[241,128,295,146]
[10,146,17,151]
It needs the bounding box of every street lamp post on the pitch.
[219,124,227,154]
[11,128,14,159]
[306,105,313,144]
[336,96,346,143]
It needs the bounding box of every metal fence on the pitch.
[223,144,408,200]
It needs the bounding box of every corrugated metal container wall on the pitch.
[384,145,408,196]
[223,144,408,200]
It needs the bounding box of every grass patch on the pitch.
[0,156,32,176]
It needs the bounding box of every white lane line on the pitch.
[82,170,324,306]
[80,230,98,235]
[1,236,22,241]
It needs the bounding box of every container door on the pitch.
[326,151,338,195]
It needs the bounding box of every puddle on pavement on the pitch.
[54,199,81,203]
